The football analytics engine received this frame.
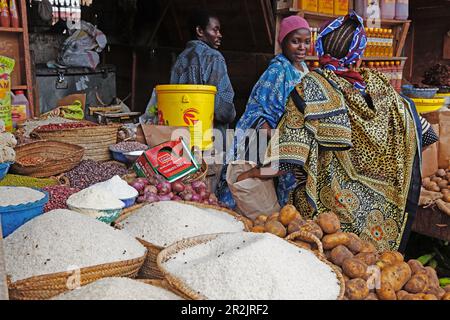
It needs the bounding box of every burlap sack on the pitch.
[226,161,281,221]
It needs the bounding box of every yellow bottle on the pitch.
[367,28,373,57]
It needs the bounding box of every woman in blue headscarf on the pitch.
[216,15,312,210]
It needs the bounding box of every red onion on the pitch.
[158,194,172,201]
[181,192,193,202]
[208,199,218,205]
[172,195,182,201]
[209,193,218,202]
[191,194,201,202]
[198,188,208,200]
[135,178,149,186]
[171,181,185,193]
[147,176,158,186]
[130,181,145,193]
[144,185,158,194]
[191,180,206,190]
[202,200,210,205]
[156,181,172,195]
[145,193,160,203]
[137,196,147,203]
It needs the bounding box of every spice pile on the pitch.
[119,201,245,248]
[67,187,125,211]
[89,175,138,201]
[20,118,75,138]
[4,209,146,283]
[423,64,450,87]
[52,277,182,300]
[65,160,128,189]
[42,185,80,212]
[162,232,341,300]
[0,175,58,188]
[109,141,148,153]
[35,122,97,132]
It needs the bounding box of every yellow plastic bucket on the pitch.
[411,97,445,114]
[156,85,217,150]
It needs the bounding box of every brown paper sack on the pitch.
[438,110,450,169]
[226,161,281,221]
[141,124,191,148]
[422,124,439,178]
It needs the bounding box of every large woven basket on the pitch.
[115,201,250,280]
[11,141,84,178]
[31,122,121,162]
[138,279,191,299]
[157,233,346,300]
[7,255,146,300]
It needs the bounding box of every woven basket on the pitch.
[31,123,121,162]
[157,233,346,300]
[11,141,85,178]
[138,279,191,300]
[181,160,208,184]
[7,255,146,300]
[115,201,249,280]
[285,231,324,255]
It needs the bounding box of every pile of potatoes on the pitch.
[250,206,450,300]
[422,169,450,202]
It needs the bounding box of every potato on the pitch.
[279,205,299,227]
[423,294,438,300]
[251,225,266,233]
[379,251,404,266]
[396,290,409,300]
[404,273,429,293]
[437,169,447,177]
[292,240,312,250]
[444,193,450,203]
[401,293,426,300]
[425,286,446,300]
[376,282,397,300]
[324,250,332,261]
[417,267,440,288]
[299,220,323,239]
[343,274,350,282]
[254,215,268,226]
[431,176,443,183]
[264,220,286,238]
[267,213,280,222]
[438,180,449,189]
[425,181,440,192]
[360,241,377,253]
[287,219,303,235]
[316,212,341,234]
[444,285,450,293]
[322,232,351,250]
[380,262,412,292]
[330,245,354,266]
[422,177,431,186]
[364,292,379,300]
[342,258,368,279]
[442,292,450,300]
[346,233,364,254]
[407,259,425,274]
[355,252,378,266]
[345,278,370,300]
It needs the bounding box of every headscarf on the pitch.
[316,11,367,90]
[278,15,310,45]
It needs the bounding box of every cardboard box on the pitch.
[298,0,318,12]
[318,0,334,14]
[133,138,199,183]
[334,0,349,15]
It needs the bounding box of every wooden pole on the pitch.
[0,219,8,300]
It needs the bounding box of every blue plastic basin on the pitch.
[0,162,12,181]
[0,190,49,237]
[109,148,130,164]
[121,196,137,208]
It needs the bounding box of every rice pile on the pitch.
[119,202,245,247]
[4,209,147,282]
[0,187,46,207]
[162,232,341,300]
[52,278,182,300]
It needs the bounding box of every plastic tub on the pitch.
[109,148,129,164]
[0,190,49,237]
[0,162,12,181]
[123,150,145,164]
[68,203,124,224]
[411,97,445,114]
[381,0,396,20]
[402,85,439,99]
[395,0,408,20]
[156,84,217,151]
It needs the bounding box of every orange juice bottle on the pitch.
[368,61,375,70]
[366,28,372,57]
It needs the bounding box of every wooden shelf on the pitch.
[305,56,408,61]
[11,85,28,90]
[302,11,411,26]
[0,27,23,33]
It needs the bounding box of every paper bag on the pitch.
[438,110,450,169]
[422,124,439,178]
[141,124,190,148]
[226,161,281,221]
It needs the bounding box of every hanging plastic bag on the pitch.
[57,21,107,69]
[139,88,158,125]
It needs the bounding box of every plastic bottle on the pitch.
[11,90,29,129]
[0,0,10,28]
[389,61,395,86]
[395,0,409,20]
[8,0,18,28]
[381,0,396,20]
[366,28,372,57]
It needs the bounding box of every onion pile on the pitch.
[129,175,220,206]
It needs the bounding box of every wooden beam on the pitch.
[0,219,8,300]
[131,50,137,111]
[170,3,184,44]
[396,21,411,57]
[145,0,173,48]
[244,0,257,47]
[261,0,274,46]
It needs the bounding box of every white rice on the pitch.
[4,209,146,282]
[52,277,182,300]
[0,187,46,207]
[162,232,341,300]
[119,201,245,247]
